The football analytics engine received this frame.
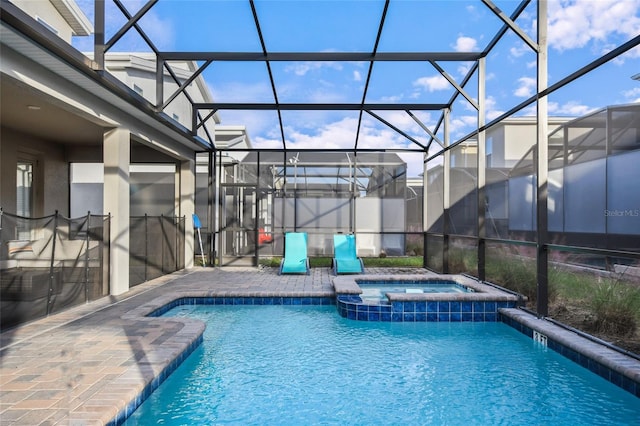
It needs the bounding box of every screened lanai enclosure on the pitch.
[2,0,640,351]
[196,151,414,265]
[80,1,640,315]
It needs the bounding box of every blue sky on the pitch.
[73,0,640,176]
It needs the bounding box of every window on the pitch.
[133,84,144,96]
[486,136,493,167]
[17,162,33,217]
[70,163,104,217]
[172,113,180,121]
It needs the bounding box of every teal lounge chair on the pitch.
[332,234,364,274]
[279,232,310,275]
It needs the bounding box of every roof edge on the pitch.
[50,0,93,36]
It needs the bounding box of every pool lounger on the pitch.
[279,232,310,275]
[332,234,364,275]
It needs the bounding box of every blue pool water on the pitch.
[124,305,640,425]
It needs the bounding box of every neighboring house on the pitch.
[485,116,571,168]
[92,53,219,142]
[425,117,572,235]
[10,0,92,42]
[71,53,221,217]
[423,106,640,251]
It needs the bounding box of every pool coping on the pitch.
[500,308,640,398]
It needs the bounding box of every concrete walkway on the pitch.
[0,266,425,425]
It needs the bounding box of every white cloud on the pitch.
[453,36,479,52]
[353,70,362,82]
[548,0,640,52]
[260,117,398,151]
[622,87,640,102]
[252,136,282,149]
[612,44,640,63]
[219,110,281,140]
[374,111,435,137]
[485,96,505,120]
[521,100,596,117]
[457,63,472,76]
[459,98,477,112]
[251,115,429,176]
[413,75,450,92]
[521,104,538,116]
[274,79,349,105]
[548,100,596,116]
[449,115,478,135]
[210,81,274,103]
[285,61,343,76]
[307,88,347,103]
[449,96,505,130]
[509,43,529,58]
[286,120,357,149]
[514,76,536,98]
[379,95,403,102]
[623,87,640,97]
[138,11,175,50]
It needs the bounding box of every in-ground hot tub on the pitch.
[358,280,473,303]
[333,274,522,322]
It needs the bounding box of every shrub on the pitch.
[447,247,477,275]
[406,243,424,256]
[486,256,537,302]
[549,267,592,301]
[589,280,640,337]
[485,255,559,306]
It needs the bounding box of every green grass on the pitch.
[362,256,424,267]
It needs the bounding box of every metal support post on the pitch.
[443,108,451,274]
[536,0,549,317]
[477,57,487,281]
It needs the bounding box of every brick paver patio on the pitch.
[0,266,425,425]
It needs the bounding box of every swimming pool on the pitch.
[123,305,640,425]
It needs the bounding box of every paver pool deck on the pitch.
[0,266,429,425]
[1,266,638,425]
